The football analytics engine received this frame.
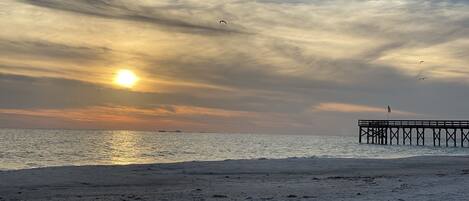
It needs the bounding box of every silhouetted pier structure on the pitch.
[359,120,469,147]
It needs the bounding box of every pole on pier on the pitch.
[433,128,441,147]
[454,129,457,147]
[381,128,386,144]
[446,129,449,147]
[378,128,384,144]
[461,128,463,148]
[366,127,370,144]
[359,126,362,144]
[402,128,406,145]
[410,129,413,145]
[389,128,393,145]
[385,128,388,145]
[397,128,400,145]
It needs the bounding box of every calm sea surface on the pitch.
[1,128,469,170]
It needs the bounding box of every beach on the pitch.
[1,156,469,201]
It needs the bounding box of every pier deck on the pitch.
[358,120,469,147]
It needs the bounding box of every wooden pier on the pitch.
[358,120,469,147]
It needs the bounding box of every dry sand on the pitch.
[1,156,469,201]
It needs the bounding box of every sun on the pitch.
[115,69,138,88]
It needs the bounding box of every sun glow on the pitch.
[115,69,138,88]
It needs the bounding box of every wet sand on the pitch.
[1,156,469,201]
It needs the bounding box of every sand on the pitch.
[1,156,469,201]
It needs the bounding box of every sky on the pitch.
[0,0,469,135]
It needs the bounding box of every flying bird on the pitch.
[419,60,424,64]
[219,20,227,24]
[418,77,427,81]
[387,105,392,114]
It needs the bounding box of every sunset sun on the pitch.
[115,69,138,88]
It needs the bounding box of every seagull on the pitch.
[419,60,424,64]
[418,77,427,81]
[219,20,227,24]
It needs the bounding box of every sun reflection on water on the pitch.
[106,130,149,165]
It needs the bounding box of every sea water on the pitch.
[1,128,468,170]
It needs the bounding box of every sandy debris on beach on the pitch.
[1,156,469,201]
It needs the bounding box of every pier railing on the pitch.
[358,120,469,147]
[359,120,469,128]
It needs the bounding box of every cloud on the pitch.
[0,39,110,64]
[0,104,260,124]
[18,0,249,35]
[0,73,300,113]
[312,102,418,116]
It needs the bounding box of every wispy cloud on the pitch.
[313,102,419,116]
[18,0,249,35]
[0,104,259,122]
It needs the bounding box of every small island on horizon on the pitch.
[157,129,182,133]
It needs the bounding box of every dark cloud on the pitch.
[0,73,302,113]
[19,0,250,35]
[0,64,67,75]
[254,0,327,5]
[0,39,110,63]
[133,45,469,118]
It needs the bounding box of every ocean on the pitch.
[1,128,469,170]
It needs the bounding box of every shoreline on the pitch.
[1,156,469,200]
[2,153,468,172]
